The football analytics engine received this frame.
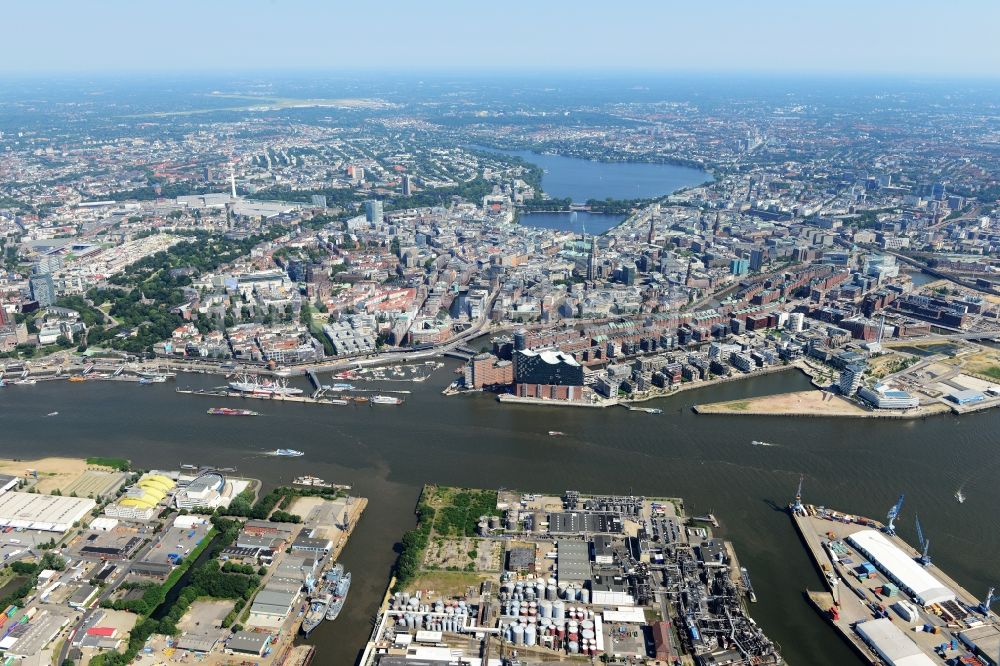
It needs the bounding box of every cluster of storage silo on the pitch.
[477,514,504,536]
[388,592,474,634]
[501,617,599,655]
[498,578,599,656]
[500,578,590,605]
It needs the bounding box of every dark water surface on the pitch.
[1,366,998,665]
[518,210,626,234]
[477,147,710,202]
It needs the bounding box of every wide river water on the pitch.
[2,366,999,665]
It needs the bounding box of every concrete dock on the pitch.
[791,504,999,665]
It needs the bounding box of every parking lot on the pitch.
[142,524,211,565]
[1,527,62,549]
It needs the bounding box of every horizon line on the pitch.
[1,67,999,83]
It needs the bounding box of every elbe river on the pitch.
[3,366,999,665]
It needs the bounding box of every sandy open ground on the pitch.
[695,390,872,417]
[0,456,109,493]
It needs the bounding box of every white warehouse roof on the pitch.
[0,492,96,533]
[847,529,954,606]
[855,618,936,666]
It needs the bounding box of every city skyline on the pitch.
[5,0,1000,77]
[2,4,1000,664]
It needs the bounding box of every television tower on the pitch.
[230,164,238,199]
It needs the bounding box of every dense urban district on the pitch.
[2,79,1000,418]
[1,76,1000,665]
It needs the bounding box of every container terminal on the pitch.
[361,486,781,665]
[789,480,1000,666]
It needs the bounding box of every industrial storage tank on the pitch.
[546,584,558,601]
[524,623,537,646]
[511,623,524,646]
[551,600,565,620]
[579,587,590,604]
[538,600,551,618]
[568,640,580,654]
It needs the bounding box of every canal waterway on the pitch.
[2,366,998,665]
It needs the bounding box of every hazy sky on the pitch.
[6,0,1000,77]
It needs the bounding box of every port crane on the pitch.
[979,587,996,616]
[914,514,931,566]
[885,494,905,535]
[792,474,805,515]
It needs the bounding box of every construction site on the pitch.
[360,486,782,666]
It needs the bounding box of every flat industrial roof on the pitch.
[0,492,96,532]
[557,540,590,583]
[855,618,936,666]
[176,633,219,652]
[228,631,271,653]
[847,530,954,606]
[7,612,68,658]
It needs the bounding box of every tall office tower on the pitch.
[365,199,384,224]
[30,273,56,307]
[838,364,865,396]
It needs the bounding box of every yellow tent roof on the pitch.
[119,497,156,509]
[140,475,175,492]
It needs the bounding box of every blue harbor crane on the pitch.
[915,514,931,566]
[885,494,905,535]
[979,587,996,616]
